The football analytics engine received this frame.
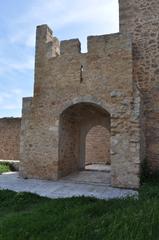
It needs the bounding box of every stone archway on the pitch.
[58,102,110,178]
[85,125,110,166]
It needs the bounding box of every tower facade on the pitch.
[20,25,141,189]
[119,0,159,170]
[20,1,159,189]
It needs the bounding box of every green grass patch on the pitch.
[0,163,11,174]
[0,177,159,239]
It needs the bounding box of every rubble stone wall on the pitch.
[0,118,21,160]
[119,0,159,170]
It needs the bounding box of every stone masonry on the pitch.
[119,0,159,171]
[86,125,110,165]
[19,25,141,189]
[0,118,21,160]
[3,0,159,189]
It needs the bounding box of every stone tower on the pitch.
[20,25,141,189]
[119,0,159,170]
[21,1,159,189]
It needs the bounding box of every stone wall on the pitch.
[20,25,141,189]
[0,118,21,160]
[119,0,159,171]
[86,125,110,165]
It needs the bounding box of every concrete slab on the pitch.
[0,172,138,200]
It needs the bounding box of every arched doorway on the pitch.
[58,102,110,180]
[85,125,110,166]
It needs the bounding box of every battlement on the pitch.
[87,33,131,55]
[36,24,53,42]
[60,39,81,55]
[35,25,60,65]
[36,24,131,61]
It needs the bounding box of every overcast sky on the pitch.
[0,0,119,117]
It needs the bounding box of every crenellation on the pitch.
[36,24,53,42]
[22,97,32,115]
[35,24,60,64]
[60,39,81,55]
[87,33,132,55]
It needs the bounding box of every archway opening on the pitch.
[85,125,110,171]
[59,102,111,183]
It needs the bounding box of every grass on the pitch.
[0,163,11,174]
[0,175,159,239]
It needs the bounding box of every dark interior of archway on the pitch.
[59,103,110,178]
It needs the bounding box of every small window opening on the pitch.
[80,65,84,83]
